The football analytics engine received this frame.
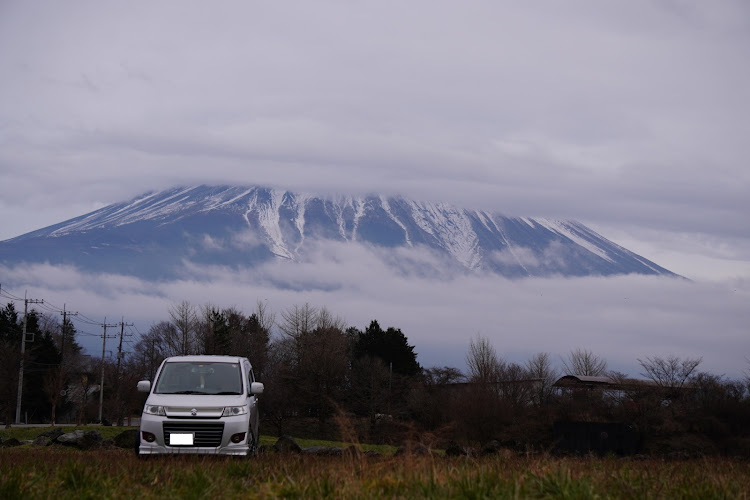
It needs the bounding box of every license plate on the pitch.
[170,433,194,445]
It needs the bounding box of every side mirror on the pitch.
[250,382,264,395]
[137,380,151,393]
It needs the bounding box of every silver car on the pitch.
[136,355,264,456]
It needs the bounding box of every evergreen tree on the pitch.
[0,303,21,342]
[355,320,421,376]
[0,303,21,426]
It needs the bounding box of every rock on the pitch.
[57,430,104,450]
[302,446,343,456]
[445,443,469,457]
[113,429,138,449]
[481,439,500,455]
[343,445,363,459]
[33,436,53,446]
[0,437,21,448]
[395,444,431,457]
[273,435,302,454]
[37,427,64,442]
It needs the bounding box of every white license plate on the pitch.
[170,433,194,445]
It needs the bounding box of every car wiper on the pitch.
[168,390,209,395]
[213,391,242,395]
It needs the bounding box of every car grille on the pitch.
[163,422,225,447]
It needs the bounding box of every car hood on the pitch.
[145,393,247,418]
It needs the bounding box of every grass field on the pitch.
[1,427,749,499]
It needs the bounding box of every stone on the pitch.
[113,429,138,449]
[481,439,501,456]
[37,427,64,441]
[273,435,302,454]
[33,436,53,446]
[395,444,431,457]
[57,429,104,450]
[343,445,363,459]
[0,437,21,448]
[302,445,343,456]
[444,443,469,457]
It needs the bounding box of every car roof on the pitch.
[163,355,245,364]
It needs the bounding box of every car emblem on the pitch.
[190,408,198,416]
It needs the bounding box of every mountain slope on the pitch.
[0,185,677,280]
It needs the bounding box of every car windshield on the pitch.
[154,362,243,395]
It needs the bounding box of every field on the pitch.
[1,428,749,499]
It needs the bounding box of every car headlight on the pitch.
[144,405,166,416]
[222,406,248,417]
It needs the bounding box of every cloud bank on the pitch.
[2,240,747,379]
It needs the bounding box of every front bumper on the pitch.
[138,414,252,456]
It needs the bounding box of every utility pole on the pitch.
[98,318,118,424]
[114,317,133,426]
[16,292,44,424]
[60,304,78,364]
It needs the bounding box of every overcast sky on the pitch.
[1,1,748,377]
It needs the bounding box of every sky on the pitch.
[1,1,748,378]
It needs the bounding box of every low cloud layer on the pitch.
[2,240,747,379]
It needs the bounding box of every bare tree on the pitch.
[638,355,702,391]
[315,306,347,331]
[526,352,559,406]
[561,348,608,376]
[466,334,501,383]
[43,366,67,426]
[254,300,275,332]
[423,366,465,385]
[497,361,532,406]
[168,301,198,355]
[278,303,317,339]
[132,325,171,380]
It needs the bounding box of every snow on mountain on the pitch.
[0,185,678,280]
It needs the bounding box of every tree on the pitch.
[209,307,231,355]
[226,309,270,379]
[268,304,351,432]
[466,334,501,383]
[423,366,465,386]
[526,352,559,407]
[638,355,702,392]
[43,366,67,426]
[132,322,176,379]
[168,301,198,355]
[354,320,421,377]
[278,303,317,339]
[25,325,62,422]
[561,348,608,376]
[58,315,82,366]
[0,303,21,426]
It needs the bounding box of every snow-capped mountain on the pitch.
[0,185,677,279]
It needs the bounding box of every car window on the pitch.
[154,362,243,395]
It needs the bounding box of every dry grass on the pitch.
[0,446,748,499]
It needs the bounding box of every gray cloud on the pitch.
[1,242,747,379]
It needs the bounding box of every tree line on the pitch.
[2,300,749,455]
